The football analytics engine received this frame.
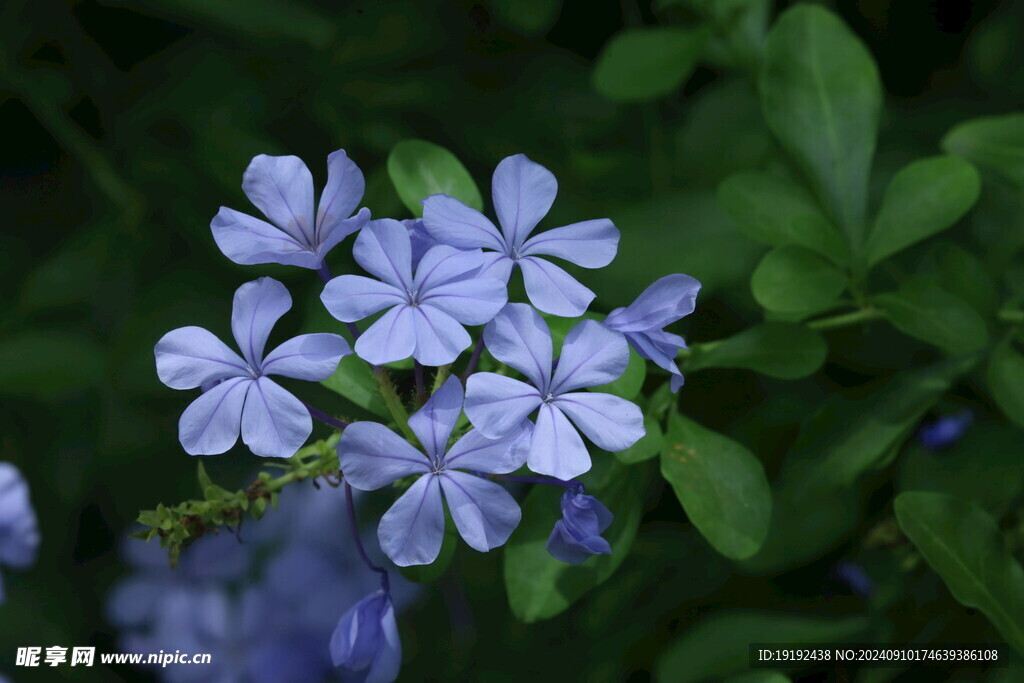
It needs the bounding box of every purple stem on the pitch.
[462,336,485,380]
[414,360,426,402]
[302,401,349,430]
[317,260,361,339]
[345,482,388,587]
[496,474,584,493]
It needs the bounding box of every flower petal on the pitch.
[240,377,311,458]
[519,218,619,268]
[178,377,250,455]
[155,326,249,390]
[550,319,629,394]
[492,154,557,247]
[353,305,417,366]
[411,306,471,367]
[519,256,595,317]
[405,218,437,269]
[408,375,463,461]
[553,391,645,452]
[421,194,506,252]
[317,207,371,258]
[316,149,365,241]
[603,274,701,332]
[464,372,542,439]
[321,275,406,322]
[242,154,316,245]
[528,403,591,480]
[231,277,292,369]
[261,333,350,380]
[353,219,414,290]
[482,303,552,389]
[413,245,484,291]
[421,279,507,326]
[444,426,530,474]
[624,329,687,392]
[338,422,430,490]
[378,475,445,566]
[210,207,320,269]
[440,471,521,552]
[478,251,515,282]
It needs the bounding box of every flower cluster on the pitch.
[149,148,700,681]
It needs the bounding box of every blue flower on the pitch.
[421,154,619,317]
[155,277,351,458]
[211,150,371,270]
[330,589,401,683]
[918,410,973,451]
[0,463,39,602]
[547,490,613,565]
[402,218,436,269]
[832,561,875,598]
[339,376,526,566]
[603,274,700,392]
[464,304,645,480]
[321,219,507,367]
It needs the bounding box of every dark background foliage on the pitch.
[1,0,1022,680]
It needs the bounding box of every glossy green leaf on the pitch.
[688,322,827,379]
[866,156,981,266]
[759,5,881,242]
[922,242,999,317]
[895,491,1024,657]
[874,277,989,355]
[987,338,1024,427]
[942,113,1024,185]
[387,139,483,217]
[613,415,664,464]
[661,414,771,559]
[320,354,390,419]
[656,610,871,682]
[717,171,848,265]
[751,245,847,313]
[504,459,648,623]
[592,27,708,103]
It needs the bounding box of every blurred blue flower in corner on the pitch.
[0,462,40,603]
[917,409,973,451]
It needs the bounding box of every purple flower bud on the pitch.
[918,410,972,451]
[330,589,402,683]
[832,561,874,597]
[546,490,613,565]
[0,463,40,602]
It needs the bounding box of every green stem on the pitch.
[807,306,883,331]
[374,367,417,444]
[432,364,452,393]
[998,308,1024,324]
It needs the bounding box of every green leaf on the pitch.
[504,459,648,623]
[874,277,989,355]
[895,491,1024,657]
[987,338,1024,427]
[491,0,562,37]
[613,415,664,464]
[725,673,792,683]
[592,27,708,103]
[717,171,848,265]
[321,354,390,419]
[750,245,847,313]
[759,5,881,243]
[655,610,871,682]
[386,139,483,217]
[688,322,827,379]
[590,347,646,400]
[661,414,771,560]
[942,113,1024,185]
[921,242,999,317]
[866,156,981,266]
[0,332,104,401]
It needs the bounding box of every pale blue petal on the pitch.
[404,218,437,268]
[554,391,645,452]
[443,425,530,474]
[242,154,316,245]
[155,326,249,390]
[210,207,320,269]
[317,207,370,257]
[413,245,483,291]
[464,373,542,439]
[624,329,687,392]
[421,194,506,251]
[240,377,311,458]
[528,403,591,480]
[378,475,445,566]
[550,319,629,394]
[519,256,595,317]
[482,303,552,389]
[492,154,557,247]
[519,219,619,268]
[354,305,417,365]
[0,464,39,569]
[420,278,507,326]
[411,306,471,367]
[178,377,250,455]
[321,275,406,322]
[316,149,365,241]
[260,333,350,380]
[478,251,515,282]
[353,219,414,290]
[230,277,292,368]
[603,274,701,332]
[338,422,430,490]
[330,590,401,683]
[439,471,521,552]
[408,375,463,460]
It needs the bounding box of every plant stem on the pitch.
[414,360,426,405]
[496,474,584,493]
[374,367,417,444]
[432,364,452,393]
[806,306,883,331]
[998,308,1024,324]
[302,401,349,430]
[345,482,388,584]
[462,337,485,380]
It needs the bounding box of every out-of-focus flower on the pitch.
[155,277,350,458]
[832,561,875,598]
[546,490,613,565]
[0,463,39,602]
[330,589,401,683]
[917,410,973,451]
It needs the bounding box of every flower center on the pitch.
[542,392,555,404]
[405,288,421,306]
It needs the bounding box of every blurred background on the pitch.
[1,0,1022,680]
